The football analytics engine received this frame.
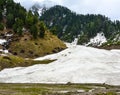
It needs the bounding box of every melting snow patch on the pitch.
[58,91,69,93]
[0,39,6,45]
[0,39,9,54]
[0,49,8,54]
[77,90,85,93]
[86,32,107,46]
[5,34,13,37]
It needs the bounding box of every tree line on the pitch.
[0,0,46,39]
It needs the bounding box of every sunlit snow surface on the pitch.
[86,32,107,46]
[0,39,8,53]
[0,43,120,85]
[0,39,6,45]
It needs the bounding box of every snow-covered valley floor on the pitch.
[0,43,120,85]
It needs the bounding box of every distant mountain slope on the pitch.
[40,5,120,46]
[29,0,57,16]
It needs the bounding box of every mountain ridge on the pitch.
[38,5,120,48]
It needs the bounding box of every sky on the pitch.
[14,0,120,21]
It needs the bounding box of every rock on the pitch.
[0,45,3,49]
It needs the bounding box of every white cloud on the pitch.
[62,0,120,20]
[14,0,120,21]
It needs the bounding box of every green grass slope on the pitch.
[8,31,66,58]
[0,55,55,70]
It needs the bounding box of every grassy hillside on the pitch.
[0,55,55,70]
[7,31,66,58]
[99,41,120,50]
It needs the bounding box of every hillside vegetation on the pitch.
[0,0,66,58]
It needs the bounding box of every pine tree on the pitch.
[0,23,4,30]
[30,25,38,39]
[39,22,46,38]
[13,18,23,35]
[0,10,2,21]
[6,13,14,28]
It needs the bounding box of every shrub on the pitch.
[0,23,4,30]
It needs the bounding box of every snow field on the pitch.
[0,43,120,85]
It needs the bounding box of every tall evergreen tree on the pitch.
[39,22,46,38]
[30,25,38,39]
[6,13,14,28]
